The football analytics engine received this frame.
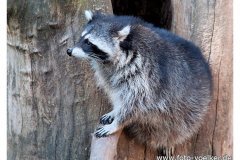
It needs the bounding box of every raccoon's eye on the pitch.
[85,39,92,46]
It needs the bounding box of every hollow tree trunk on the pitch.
[7,0,232,159]
[7,1,112,160]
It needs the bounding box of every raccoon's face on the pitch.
[67,10,131,64]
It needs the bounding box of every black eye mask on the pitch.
[81,39,109,61]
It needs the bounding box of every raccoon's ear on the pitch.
[118,25,131,41]
[84,10,93,21]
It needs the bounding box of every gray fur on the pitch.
[67,11,213,150]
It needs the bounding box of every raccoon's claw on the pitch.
[100,114,114,125]
[95,122,119,138]
[95,127,110,138]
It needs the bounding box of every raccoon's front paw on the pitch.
[95,123,119,138]
[100,113,114,125]
[95,126,110,138]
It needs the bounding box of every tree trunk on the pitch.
[171,0,233,156]
[7,1,112,159]
[7,0,232,159]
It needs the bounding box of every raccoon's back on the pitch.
[152,30,212,107]
[127,30,213,149]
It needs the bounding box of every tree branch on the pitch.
[90,129,123,160]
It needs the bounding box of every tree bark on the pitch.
[7,1,112,160]
[7,0,232,159]
[171,0,233,156]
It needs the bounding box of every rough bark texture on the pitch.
[7,0,112,160]
[171,0,233,156]
[8,0,232,159]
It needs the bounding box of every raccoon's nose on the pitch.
[67,48,73,56]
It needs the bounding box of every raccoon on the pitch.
[67,10,212,152]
